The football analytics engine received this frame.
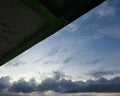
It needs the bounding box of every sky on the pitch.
[0,0,120,96]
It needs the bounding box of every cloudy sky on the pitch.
[0,0,120,96]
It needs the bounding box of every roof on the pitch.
[0,0,105,66]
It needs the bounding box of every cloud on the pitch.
[6,56,27,67]
[56,57,73,71]
[87,70,120,78]
[95,1,116,18]
[86,59,102,65]
[0,70,3,73]
[35,76,120,93]
[52,71,65,80]
[84,77,120,92]
[37,71,75,93]
[66,23,80,33]
[0,72,120,95]
[47,47,60,57]
[0,92,120,96]
[9,79,36,93]
[7,62,26,67]
[98,25,120,39]
[63,57,72,64]
[0,92,26,96]
[0,76,10,92]
[37,77,80,93]
[33,47,60,63]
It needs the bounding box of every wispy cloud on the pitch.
[87,70,120,78]
[98,25,120,39]
[86,59,102,65]
[66,23,80,33]
[47,47,60,57]
[63,57,72,64]
[58,58,73,71]
[5,53,27,67]
[7,62,26,67]
[95,1,116,18]
[0,70,3,73]
[33,47,61,63]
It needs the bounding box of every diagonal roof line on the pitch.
[0,0,105,66]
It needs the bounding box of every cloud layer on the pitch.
[0,71,120,95]
[87,70,120,78]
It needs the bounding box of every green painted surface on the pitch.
[23,0,60,24]
[0,0,105,66]
[0,0,68,66]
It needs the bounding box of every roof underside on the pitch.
[0,0,105,66]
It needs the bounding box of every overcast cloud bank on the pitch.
[0,71,120,95]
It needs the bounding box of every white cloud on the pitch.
[66,23,80,33]
[95,1,115,18]
[98,25,120,39]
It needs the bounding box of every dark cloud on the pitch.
[0,93,25,96]
[37,77,80,93]
[9,79,36,93]
[52,71,65,80]
[37,75,120,93]
[87,70,120,78]
[0,76,10,92]
[0,72,120,94]
[83,77,120,92]
[37,71,73,93]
